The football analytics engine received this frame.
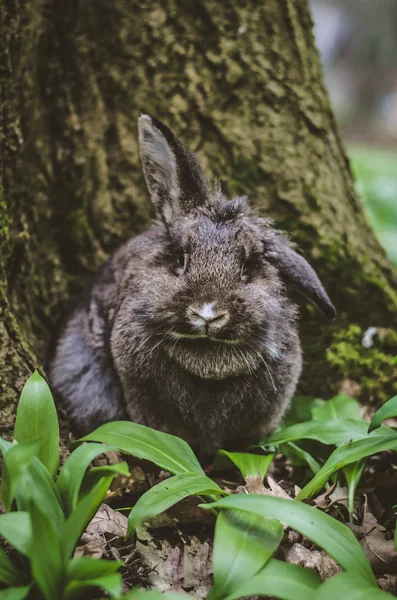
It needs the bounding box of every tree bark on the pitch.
[1,0,396,436]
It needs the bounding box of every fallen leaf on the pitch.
[243,474,292,499]
[360,511,397,575]
[283,543,340,580]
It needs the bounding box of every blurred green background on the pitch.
[349,146,397,265]
[312,0,397,267]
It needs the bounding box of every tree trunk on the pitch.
[1,0,396,437]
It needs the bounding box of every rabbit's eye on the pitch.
[176,251,189,274]
[241,253,260,282]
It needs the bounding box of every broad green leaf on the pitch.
[81,421,203,475]
[261,419,391,447]
[208,511,283,600]
[61,475,115,560]
[0,438,13,455]
[0,440,41,511]
[314,572,393,599]
[0,513,32,556]
[57,442,119,516]
[223,559,321,600]
[202,495,376,584]
[78,462,129,504]
[280,442,320,474]
[311,395,361,422]
[128,473,223,536]
[29,501,63,600]
[14,370,59,477]
[0,587,31,600]
[63,573,122,600]
[217,451,273,479]
[368,395,397,432]
[297,432,397,500]
[64,558,122,600]
[343,461,366,514]
[0,548,20,586]
[67,556,122,579]
[15,457,64,532]
[282,396,325,427]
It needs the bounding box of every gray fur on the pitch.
[49,115,335,459]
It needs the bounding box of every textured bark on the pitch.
[1,0,396,437]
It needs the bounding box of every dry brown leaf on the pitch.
[360,511,397,575]
[377,573,397,595]
[75,503,128,558]
[243,474,291,499]
[135,529,212,598]
[85,503,128,539]
[284,543,340,580]
[313,482,337,509]
[267,476,292,499]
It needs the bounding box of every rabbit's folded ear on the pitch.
[266,241,336,319]
[138,114,210,225]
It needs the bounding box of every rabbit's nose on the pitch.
[188,302,230,332]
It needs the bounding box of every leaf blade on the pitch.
[202,495,376,584]
[0,513,32,556]
[297,432,397,500]
[81,421,203,475]
[14,371,59,477]
[368,395,397,432]
[223,559,321,600]
[56,442,119,516]
[208,511,283,600]
[217,451,273,479]
[127,472,223,536]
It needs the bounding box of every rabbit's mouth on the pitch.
[163,332,263,379]
[169,331,242,345]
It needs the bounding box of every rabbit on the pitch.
[49,114,336,459]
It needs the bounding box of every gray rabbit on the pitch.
[49,115,335,458]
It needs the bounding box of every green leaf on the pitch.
[222,559,321,600]
[29,501,63,600]
[217,451,273,479]
[57,442,119,516]
[0,438,13,455]
[14,370,60,477]
[282,396,325,427]
[280,442,321,474]
[64,557,122,600]
[0,513,32,556]
[261,419,391,447]
[0,440,41,511]
[61,475,115,561]
[343,460,366,514]
[202,495,376,584]
[0,547,20,586]
[67,556,122,579]
[314,572,393,599]
[63,573,122,600]
[81,421,203,475]
[368,395,397,432]
[15,457,64,533]
[297,432,397,500]
[208,511,283,600]
[128,472,223,536]
[311,395,361,422]
[78,462,129,504]
[0,587,31,600]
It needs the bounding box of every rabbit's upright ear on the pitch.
[266,239,336,319]
[138,115,210,225]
